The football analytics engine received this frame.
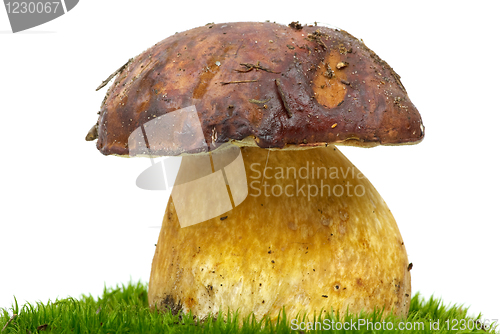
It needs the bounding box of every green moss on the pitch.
[0,282,496,333]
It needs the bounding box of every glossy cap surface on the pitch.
[93,22,424,156]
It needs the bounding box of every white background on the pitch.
[1,0,499,324]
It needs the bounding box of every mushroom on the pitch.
[88,22,424,321]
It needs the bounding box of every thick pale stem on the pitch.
[148,146,410,320]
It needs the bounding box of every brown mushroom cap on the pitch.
[93,22,424,156]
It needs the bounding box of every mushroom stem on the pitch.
[148,145,411,321]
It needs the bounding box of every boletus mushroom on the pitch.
[88,22,424,321]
